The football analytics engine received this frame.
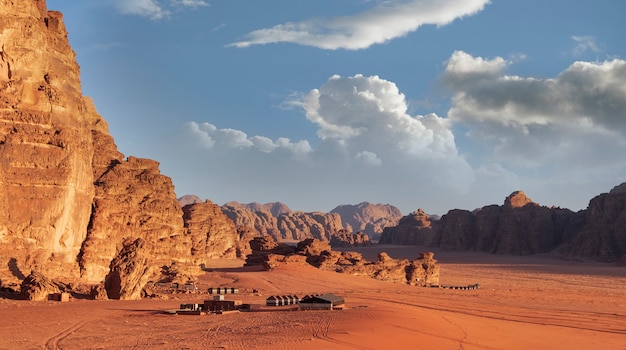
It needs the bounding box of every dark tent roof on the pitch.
[300,293,344,304]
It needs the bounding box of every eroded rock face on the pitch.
[558,187,626,262]
[329,229,371,248]
[406,252,440,287]
[182,200,240,260]
[79,156,189,283]
[379,209,436,245]
[104,238,154,300]
[434,192,584,255]
[244,236,297,270]
[245,237,440,286]
[331,202,403,241]
[222,202,345,242]
[0,1,100,283]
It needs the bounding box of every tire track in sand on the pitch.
[44,321,86,350]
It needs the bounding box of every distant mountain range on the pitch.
[178,183,626,263]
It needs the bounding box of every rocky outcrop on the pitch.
[244,237,440,286]
[222,202,345,242]
[182,200,240,260]
[405,252,440,286]
[558,187,626,262]
[20,271,61,301]
[331,202,403,241]
[79,156,188,283]
[329,229,371,247]
[432,191,585,255]
[379,209,436,245]
[244,236,297,270]
[104,238,153,300]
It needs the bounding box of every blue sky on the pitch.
[48,0,626,215]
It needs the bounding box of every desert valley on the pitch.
[1,248,625,349]
[1,1,626,349]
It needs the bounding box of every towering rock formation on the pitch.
[432,191,582,255]
[331,202,403,241]
[379,209,436,245]
[0,1,240,298]
[1,1,102,282]
[432,191,585,255]
[382,191,586,256]
[558,184,626,262]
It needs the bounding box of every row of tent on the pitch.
[266,293,345,310]
[266,294,307,306]
[208,287,239,295]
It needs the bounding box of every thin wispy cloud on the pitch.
[572,35,601,56]
[112,0,208,20]
[229,0,490,50]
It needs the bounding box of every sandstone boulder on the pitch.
[104,238,154,300]
[406,252,440,286]
[20,271,61,301]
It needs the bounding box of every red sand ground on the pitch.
[1,246,625,349]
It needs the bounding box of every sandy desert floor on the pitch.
[1,246,625,350]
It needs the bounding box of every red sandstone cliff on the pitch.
[1,1,102,283]
[0,1,240,298]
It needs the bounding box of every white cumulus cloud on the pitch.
[229,0,490,50]
[444,51,626,175]
[162,74,474,214]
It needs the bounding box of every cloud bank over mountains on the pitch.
[165,51,626,213]
[445,51,626,175]
[229,0,490,50]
